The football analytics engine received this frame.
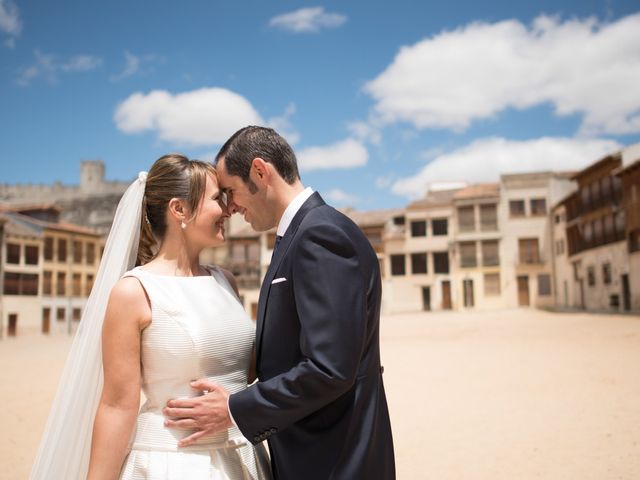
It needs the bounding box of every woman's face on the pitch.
[186,173,229,248]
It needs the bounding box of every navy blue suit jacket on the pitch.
[229,193,395,480]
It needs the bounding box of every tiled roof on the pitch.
[340,208,403,228]
[0,211,100,238]
[453,183,500,200]
[407,188,460,209]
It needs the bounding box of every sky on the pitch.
[1,0,640,210]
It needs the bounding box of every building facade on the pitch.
[0,210,102,337]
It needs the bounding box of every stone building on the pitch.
[615,145,640,311]
[0,208,102,337]
[0,160,130,235]
[383,188,456,313]
[499,172,575,310]
[560,151,630,311]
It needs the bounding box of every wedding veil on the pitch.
[29,171,147,479]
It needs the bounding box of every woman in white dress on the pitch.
[30,154,271,480]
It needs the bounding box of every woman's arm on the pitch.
[86,277,151,480]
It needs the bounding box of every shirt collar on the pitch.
[276,187,314,237]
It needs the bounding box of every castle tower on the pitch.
[80,160,105,194]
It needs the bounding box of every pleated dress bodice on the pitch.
[119,266,271,480]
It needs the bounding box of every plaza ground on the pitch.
[2,308,639,479]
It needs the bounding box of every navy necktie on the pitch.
[272,235,283,259]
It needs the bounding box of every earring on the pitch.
[181,221,186,230]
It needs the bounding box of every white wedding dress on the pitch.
[118,265,272,480]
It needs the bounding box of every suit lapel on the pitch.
[255,192,326,362]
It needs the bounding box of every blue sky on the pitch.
[1,0,640,209]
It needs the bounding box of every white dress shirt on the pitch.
[276,187,314,237]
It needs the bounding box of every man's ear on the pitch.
[250,157,271,186]
[167,198,188,223]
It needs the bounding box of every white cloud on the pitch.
[62,55,103,72]
[375,176,393,189]
[267,102,300,145]
[325,189,360,206]
[391,137,621,199]
[0,0,21,47]
[110,51,165,82]
[16,50,103,85]
[269,7,346,33]
[364,13,640,136]
[114,87,265,146]
[347,120,382,145]
[111,51,141,81]
[297,138,368,171]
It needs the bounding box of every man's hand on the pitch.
[163,379,233,447]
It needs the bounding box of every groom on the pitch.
[164,126,395,479]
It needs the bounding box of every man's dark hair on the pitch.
[215,126,300,188]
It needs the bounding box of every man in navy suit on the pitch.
[164,126,395,479]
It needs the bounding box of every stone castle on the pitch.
[0,161,130,234]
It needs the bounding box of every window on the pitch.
[581,186,591,211]
[3,272,19,294]
[57,272,66,296]
[458,206,475,232]
[601,176,611,202]
[6,243,20,264]
[518,238,540,264]
[86,243,95,265]
[538,274,552,296]
[587,266,596,286]
[25,245,39,265]
[604,215,614,242]
[410,221,427,237]
[43,271,53,295]
[72,273,82,296]
[21,274,38,295]
[593,218,603,246]
[2,272,38,295]
[57,308,65,322]
[583,222,593,246]
[591,181,601,207]
[73,241,83,264]
[433,252,450,274]
[479,204,498,231]
[481,240,499,267]
[460,242,477,268]
[44,237,54,261]
[58,238,67,262]
[390,254,405,276]
[86,274,94,296]
[602,263,612,285]
[555,239,565,256]
[630,229,640,253]
[615,211,625,239]
[509,200,525,217]
[410,253,428,274]
[73,308,82,322]
[432,218,448,236]
[393,216,405,226]
[484,273,500,296]
[530,198,547,216]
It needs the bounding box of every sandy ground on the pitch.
[2,308,640,480]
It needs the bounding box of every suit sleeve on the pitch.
[228,221,368,443]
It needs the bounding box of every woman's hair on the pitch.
[137,154,216,265]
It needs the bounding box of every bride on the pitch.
[30,154,271,479]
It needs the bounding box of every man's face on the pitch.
[216,156,275,232]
